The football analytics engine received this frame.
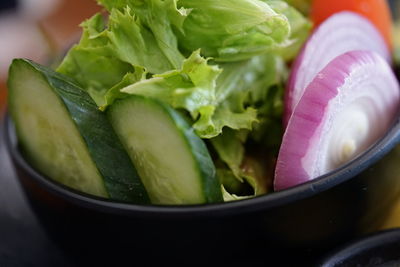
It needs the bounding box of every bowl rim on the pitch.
[3,112,400,219]
[318,227,400,266]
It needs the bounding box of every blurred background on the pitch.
[0,0,102,113]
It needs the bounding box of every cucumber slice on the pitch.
[108,96,223,205]
[8,59,149,203]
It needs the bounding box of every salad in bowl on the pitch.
[5,0,400,265]
[7,0,399,205]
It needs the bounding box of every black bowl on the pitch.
[319,228,400,266]
[4,111,400,266]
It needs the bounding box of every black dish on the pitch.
[319,228,400,267]
[4,110,400,266]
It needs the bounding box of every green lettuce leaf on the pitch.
[176,0,291,62]
[215,147,273,201]
[97,0,308,63]
[209,55,286,198]
[196,53,287,138]
[100,67,147,109]
[120,49,220,116]
[56,14,135,104]
[120,50,281,139]
[211,129,247,178]
[265,0,312,60]
[107,6,184,73]
[120,50,257,138]
[57,5,186,103]
[104,0,188,70]
[220,171,254,202]
[194,97,257,139]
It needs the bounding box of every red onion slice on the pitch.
[284,11,391,127]
[274,50,400,191]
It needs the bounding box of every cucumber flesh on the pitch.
[8,59,150,203]
[108,96,223,205]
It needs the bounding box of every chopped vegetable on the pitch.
[42,0,311,200]
[284,11,390,126]
[275,51,400,191]
[11,0,400,202]
[108,95,223,204]
[8,59,150,203]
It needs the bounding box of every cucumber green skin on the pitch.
[8,59,150,204]
[108,95,223,204]
[167,103,223,204]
